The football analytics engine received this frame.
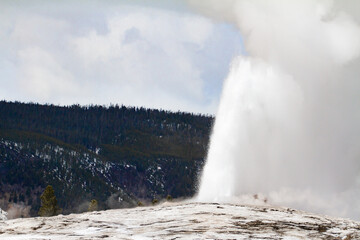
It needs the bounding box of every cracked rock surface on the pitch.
[1,202,359,239]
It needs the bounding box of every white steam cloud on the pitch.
[188,0,360,220]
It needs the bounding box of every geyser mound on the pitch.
[190,0,360,220]
[1,202,360,239]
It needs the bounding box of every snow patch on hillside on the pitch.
[0,208,7,221]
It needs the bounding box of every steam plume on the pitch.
[188,0,360,219]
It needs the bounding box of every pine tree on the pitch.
[88,199,98,212]
[38,185,61,217]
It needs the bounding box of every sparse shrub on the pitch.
[152,199,158,205]
[38,185,61,217]
[166,195,173,201]
[88,199,98,212]
[137,201,143,207]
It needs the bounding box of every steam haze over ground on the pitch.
[189,0,360,220]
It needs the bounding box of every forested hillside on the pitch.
[0,101,212,217]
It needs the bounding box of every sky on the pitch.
[0,0,243,114]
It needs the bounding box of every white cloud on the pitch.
[69,8,213,111]
[0,2,242,114]
[18,47,79,101]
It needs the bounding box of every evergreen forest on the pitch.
[0,101,212,217]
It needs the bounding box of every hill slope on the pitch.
[0,101,212,216]
[1,202,359,239]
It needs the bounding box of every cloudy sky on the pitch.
[0,0,243,114]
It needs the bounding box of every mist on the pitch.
[188,0,360,219]
[6,203,31,219]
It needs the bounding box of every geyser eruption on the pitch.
[189,0,360,219]
[198,58,304,199]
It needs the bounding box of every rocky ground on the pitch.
[0,202,359,239]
